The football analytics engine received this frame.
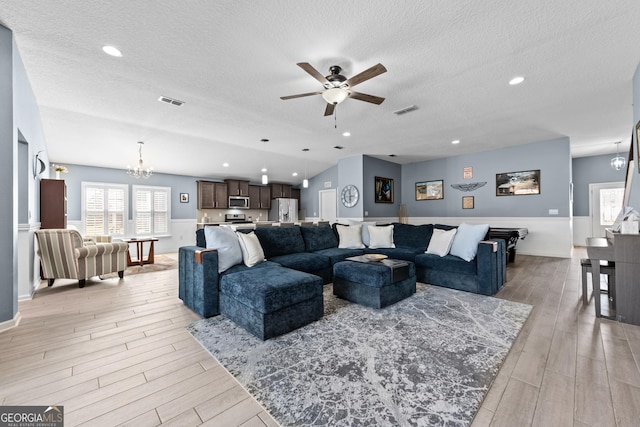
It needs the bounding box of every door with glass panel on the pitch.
[590,182,624,237]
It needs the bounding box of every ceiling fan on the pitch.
[280,62,387,116]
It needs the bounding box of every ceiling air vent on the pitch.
[393,105,418,115]
[158,96,184,107]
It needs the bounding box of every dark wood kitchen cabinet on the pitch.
[197,180,228,209]
[225,179,249,196]
[249,185,271,209]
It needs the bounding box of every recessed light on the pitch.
[302,148,310,152]
[509,76,525,85]
[292,172,298,177]
[102,45,122,57]
[222,163,229,167]
[261,167,267,173]
[342,132,351,137]
[389,154,396,157]
[451,140,460,145]
[333,146,344,150]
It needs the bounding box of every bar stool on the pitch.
[581,258,616,306]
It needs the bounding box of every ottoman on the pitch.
[219,266,324,340]
[333,259,417,309]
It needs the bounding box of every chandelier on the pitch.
[127,141,153,179]
[611,141,626,171]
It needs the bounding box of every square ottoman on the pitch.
[219,266,324,340]
[333,259,416,309]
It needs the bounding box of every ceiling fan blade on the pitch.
[324,103,335,116]
[348,91,385,105]
[280,91,323,100]
[345,63,387,87]
[297,62,329,85]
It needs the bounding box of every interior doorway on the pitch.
[589,182,624,237]
[319,189,337,223]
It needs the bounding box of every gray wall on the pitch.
[629,62,640,209]
[402,138,572,218]
[1,26,50,323]
[300,164,338,218]
[363,155,401,218]
[572,154,627,216]
[0,25,15,322]
[63,164,203,221]
[337,155,364,218]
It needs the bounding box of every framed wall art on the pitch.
[415,180,444,200]
[375,176,394,203]
[496,170,540,196]
[462,196,474,209]
[180,193,189,203]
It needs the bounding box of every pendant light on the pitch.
[261,139,269,184]
[302,148,309,188]
[611,141,626,171]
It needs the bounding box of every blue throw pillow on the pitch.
[449,223,490,262]
[204,226,243,272]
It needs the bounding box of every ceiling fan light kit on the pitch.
[281,62,387,116]
[322,87,349,105]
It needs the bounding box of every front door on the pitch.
[589,182,624,237]
[319,189,337,223]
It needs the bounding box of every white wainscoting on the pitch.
[406,217,573,258]
[18,223,41,300]
[68,219,199,254]
[573,216,591,248]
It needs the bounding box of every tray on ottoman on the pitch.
[333,257,416,309]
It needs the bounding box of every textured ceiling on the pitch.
[1,0,640,184]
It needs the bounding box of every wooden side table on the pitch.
[121,238,159,267]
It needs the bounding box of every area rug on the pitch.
[101,254,177,278]
[188,284,531,426]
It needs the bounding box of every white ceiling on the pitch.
[2,1,640,184]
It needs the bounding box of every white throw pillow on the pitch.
[336,224,365,249]
[449,223,490,262]
[204,226,243,273]
[426,228,458,257]
[346,220,377,246]
[368,225,395,249]
[236,231,266,267]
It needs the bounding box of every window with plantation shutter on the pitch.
[81,182,128,237]
[132,185,171,237]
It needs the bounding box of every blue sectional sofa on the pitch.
[179,222,506,339]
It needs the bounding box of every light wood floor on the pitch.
[1,250,639,426]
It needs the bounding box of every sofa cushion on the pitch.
[300,224,338,252]
[269,252,332,273]
[415,253,477,275]
[368,225,395,249]
[363,247,422,262]
[336,224,365,249]
[254,226,306,258]
[449,223,490,262]
[204,226,243,272]
[236,231,265,267]
[392,223,434,251]
[220,260,281,278]
[313,247,364,265]
[426,228,457,257]
[220,266,322,313]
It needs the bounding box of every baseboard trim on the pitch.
[0,311,21,333]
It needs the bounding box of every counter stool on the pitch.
[581,258,615,306]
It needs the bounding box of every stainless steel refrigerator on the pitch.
[269,198,298,223]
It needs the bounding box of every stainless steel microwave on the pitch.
[228,196,250,209]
